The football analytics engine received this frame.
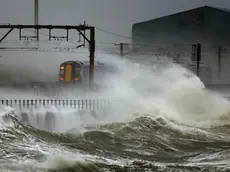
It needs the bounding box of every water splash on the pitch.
[1,53,230,132]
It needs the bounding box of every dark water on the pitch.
[1,109,230,172]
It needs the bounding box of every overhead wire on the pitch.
[4,26,185,47]
[0,48,122,55]
[0,25,225,55]
[2,22,226,48]
[95,27,133,40]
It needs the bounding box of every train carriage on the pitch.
[58,60,118,84]
[58,60,84,83]
[81,61,118,84]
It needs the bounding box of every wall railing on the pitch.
[0,99,110,110]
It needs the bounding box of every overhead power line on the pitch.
[1,23,224,54]
[95,27,132,40]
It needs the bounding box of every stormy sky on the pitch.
[1,0,230,43]
[0,0,230,83]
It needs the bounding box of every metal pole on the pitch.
[0,28,14,43]
[120,43,123,57]
[34,0,39,39]
[83,21,86,47]
[89,27,95,87]
[218,46,222,78]
[196,43,201,77]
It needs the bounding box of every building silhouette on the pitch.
[132,6,230,86]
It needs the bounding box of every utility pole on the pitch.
[115,42,127,57]
[89,27,95,87]
[0,24,95,84]
[196,43,201,77]
[218,46,222,78]
[191,43,201,77]
[120,43,123,56]
[83,21,86,47]
[34,0,39,40]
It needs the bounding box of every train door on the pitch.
[65,64,72,81]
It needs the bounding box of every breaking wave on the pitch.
[1,55,230,171]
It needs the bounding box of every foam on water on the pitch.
[0,106,15,128]
[14,107,106,133]
[1,52,230,131]
[1,52,230,171]
[91,56,230,129]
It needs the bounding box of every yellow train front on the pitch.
[58,61,84,84]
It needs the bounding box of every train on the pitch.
[58,60,118,84]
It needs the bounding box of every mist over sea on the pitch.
[1,53,230,172]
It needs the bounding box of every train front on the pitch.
[58,61,83,84]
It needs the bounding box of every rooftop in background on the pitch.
[133,6,230,25]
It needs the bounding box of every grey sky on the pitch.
[0,0,230,83]
[1,0,230,43]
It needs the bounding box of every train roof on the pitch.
[60,60,84,65]
[60,60,116,68]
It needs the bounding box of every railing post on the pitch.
[19,100,21,108]
[82,99,84,110]
[54,99,57,107]
[70,100,72,108]
[78,99,80,110]
[27,100,29,108]
[85,99,88,110]
[62,100,65,108]
[74,100,76,108]
[66,100,68,107]
[39,99,41,106]
[15,100,17,108]
[43,99,45,107]
[35,99,37,108]
[92,99,95,110]
[89,99,91,110]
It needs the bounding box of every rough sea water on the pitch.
[1,55,230,172]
